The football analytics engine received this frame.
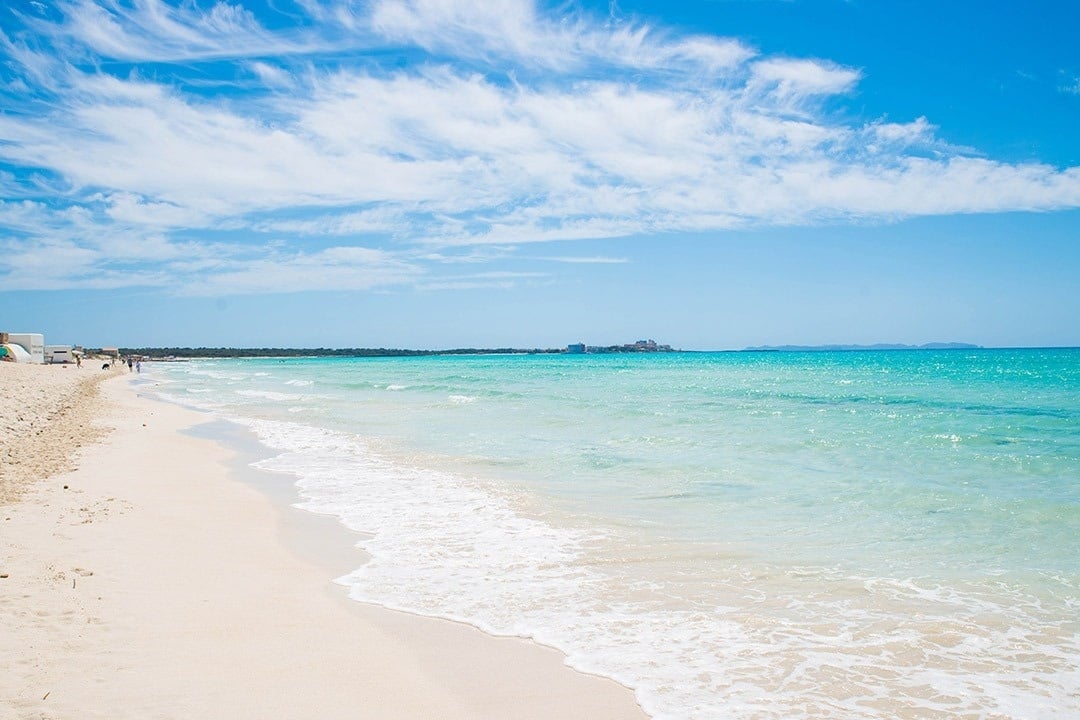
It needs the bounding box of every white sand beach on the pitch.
[0,365,646,719]
[0,363,111,504]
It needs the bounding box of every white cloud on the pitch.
[370,0,579,69]
[664,37,755,72]
[542,256,629,264]
[865,117,936,148]
[369,0,754,74]
[0,0,1078,295]
[0,199,55,234]
[52,0,313,62]
[253,207,408,236]
[181,245,423,295]
[416,269,548,291]
[249,61,295,88]
[748,57,861,114]
[100,192,210,227]
[1,238,98,279]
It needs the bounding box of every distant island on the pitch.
[742,343,982,352]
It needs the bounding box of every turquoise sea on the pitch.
[149,349,1079,719]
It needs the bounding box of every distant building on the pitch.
[5,332,45,363]
[45,345,73,364]
[566,343,586,354]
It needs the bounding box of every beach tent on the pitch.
[1,343,32,362]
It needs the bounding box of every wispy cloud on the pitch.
[1,0,1078,295]
[183,245,423,295]
[541,255,629,264]
[368,0,753,73]
[416,270,550,292]
[37,0,328,62]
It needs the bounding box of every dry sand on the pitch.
[0,363,113,504]
[0,366,647,719]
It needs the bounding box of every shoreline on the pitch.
[0,367,647,719]
[182,417,374,580]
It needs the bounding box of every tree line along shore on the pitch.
[113,347,562,359]
[107,343,678,359]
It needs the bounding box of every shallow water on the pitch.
[150,349,1080,719]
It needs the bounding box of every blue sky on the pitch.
[1,0,1078,350]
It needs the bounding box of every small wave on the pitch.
[449,394,476,404]
[234,389,305,402]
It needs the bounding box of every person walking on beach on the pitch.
[136,360,141,373]
[127,356,133,372]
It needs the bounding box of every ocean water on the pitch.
[149,349,1079,719]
